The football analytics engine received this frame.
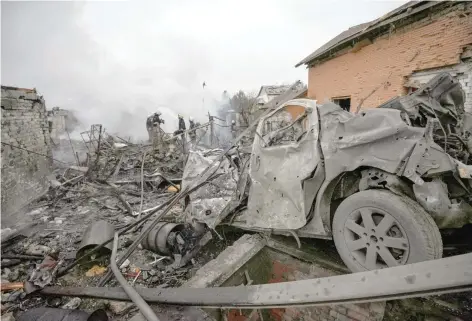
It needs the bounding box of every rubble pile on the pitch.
[84,132,185,182]
[0,129,230,320]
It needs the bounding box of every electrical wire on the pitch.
[1,142,73,165]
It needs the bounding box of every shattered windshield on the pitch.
[261,105,308,147]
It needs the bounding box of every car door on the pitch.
[244,99,321,230]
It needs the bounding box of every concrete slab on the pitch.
[185,233,265,288]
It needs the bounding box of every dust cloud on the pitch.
[1,2,230,141]
[2,0,405,141]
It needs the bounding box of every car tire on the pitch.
[332,189,442,272]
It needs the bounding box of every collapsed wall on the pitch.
[48,106,80,141]
[1,86,52,225]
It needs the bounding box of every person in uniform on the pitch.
[188,117,197,144]
[230,119,237,139]
[174,114,186,135]
[152,111,164,145]
[147,111,164,143]
[146,114,154,142]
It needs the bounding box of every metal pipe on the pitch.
[138,151,147,217]
[41,253,472,308]
[164,122,211,141]
[141,222,183,255]
[110,232,159,321]
[1,254,43,260]
[66,129,79,166]
[210,118,215,148]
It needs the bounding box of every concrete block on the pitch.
[335,314,349,321]
[368,302,386,321]
[347,309,367,321]
[185,234,265,288]
[343,304,370,317]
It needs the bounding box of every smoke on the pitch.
[2,0,402,142]
[2,0,408,142]
[1,1,225,141]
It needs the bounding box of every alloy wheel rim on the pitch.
[343,206,410,270]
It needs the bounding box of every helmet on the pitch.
[231,120,236,124]
[178,114,183,118]
[189,117,194,121]
[155,111,162,116]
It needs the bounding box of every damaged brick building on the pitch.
[1,86,52,224]
[296,1,472,112]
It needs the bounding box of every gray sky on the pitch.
[2,0,406,138]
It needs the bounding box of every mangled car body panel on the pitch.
[183,73,472,236]
[182,149,240,229]
[319,103,427,182]
[241,100,321,229]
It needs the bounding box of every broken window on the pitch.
[261,105,308,147]
[332,96,351,112]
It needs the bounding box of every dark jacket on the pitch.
[189,120,195,129]
[146,116,153,129]
[147,114,164,128]
[178,118,186,131]
[153,114,164,125]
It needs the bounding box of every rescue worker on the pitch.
[153,111,164,126]
[231,119,237,139]
[154,111,165,145]
[189,117,196,129]
[178,114,186,132]
[174,114,186,136]
[146,114,154,142]
[147,111,165,144]
[189,117,197,144]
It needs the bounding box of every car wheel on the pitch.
[332,189,442,272]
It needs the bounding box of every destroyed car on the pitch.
[182,73,472,272]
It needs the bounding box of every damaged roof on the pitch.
[296,22,371,68]
[295,1,444,67]
[253,81,307,110]
[257,85,292,97]
[1,85,36,93]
